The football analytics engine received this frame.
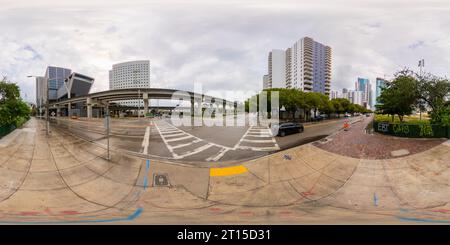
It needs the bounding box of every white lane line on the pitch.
[163,132,186,138]
[159,129,180,134]
[206,148,229,162]
[154,123,176,157]
[246,135,273,138]
[171,140,201,149]
[232,126,252,150]
[141,126,150,155]
[176,143,214,159]
[233,126,280,151]
[241,139,275,143]
[238,146,280,151]
[155,121,234,161]
[165,135,194,142]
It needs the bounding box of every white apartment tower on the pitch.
[109,60,150,107]
[267,49,286,89]
[263,37,331,95]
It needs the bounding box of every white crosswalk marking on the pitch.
[233,126,280,151]
[154,121,232,161]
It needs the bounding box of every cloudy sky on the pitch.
[1,0,450,103]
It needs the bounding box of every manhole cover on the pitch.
[153,173,170,187]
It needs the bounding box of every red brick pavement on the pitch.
[313,116,446,159]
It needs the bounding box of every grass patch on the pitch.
[374,114,430,125]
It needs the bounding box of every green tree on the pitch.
[305,92,323,118]
[376,70,419,122]
[0,77,31,127]
[331,98,345,117]
[417,73,450,125]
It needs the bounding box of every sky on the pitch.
[1,0,450,103]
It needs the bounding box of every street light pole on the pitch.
[64,78,71,117]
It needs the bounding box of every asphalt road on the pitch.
[51,116,357,165]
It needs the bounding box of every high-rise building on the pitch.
[109,60,150,107]
[331,89,363,106]
[355,77,372,109]
[375,77,389,105]
[44,66,72,101]
[264,37,331,95]
[267,49,286,89]
[35,76,47,108]
[330,90,341,99]
[262,74,269,89]
[35,66,94,116]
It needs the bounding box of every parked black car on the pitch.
[311,115,324,122]
[271,122,304,137]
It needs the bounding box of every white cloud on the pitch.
[1,0,450,103]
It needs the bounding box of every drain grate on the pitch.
[153,173,170,187]
[319,138,332,144]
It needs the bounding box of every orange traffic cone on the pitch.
[343,121,350,131]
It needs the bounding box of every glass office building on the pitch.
[375,77,388,105]
[44,66,72,101]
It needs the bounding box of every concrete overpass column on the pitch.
[56,107,61,117]
[222,101,226,115]
[143,92,149,115]
[67,102,71,117]
[87,97,93,118]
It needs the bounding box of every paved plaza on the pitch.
[0,118,450,224]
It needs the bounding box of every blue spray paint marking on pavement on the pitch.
[143,159,150,190]
[0,207,143,224]
[0,159,152,224]
[283,154,292,160]
[373,193,378,206]
[397,216,450,224]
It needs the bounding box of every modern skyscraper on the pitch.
[375,77,388,105]
[355,77,372,109]
[44,66,72,101]
[35,66,94,117]
[35,76,46,108]
[264,37,331,95]
[109,60,150,107]
[36,66,72,107]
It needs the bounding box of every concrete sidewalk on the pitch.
[1,118,450,224]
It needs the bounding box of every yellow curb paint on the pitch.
[210,165,248,177]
